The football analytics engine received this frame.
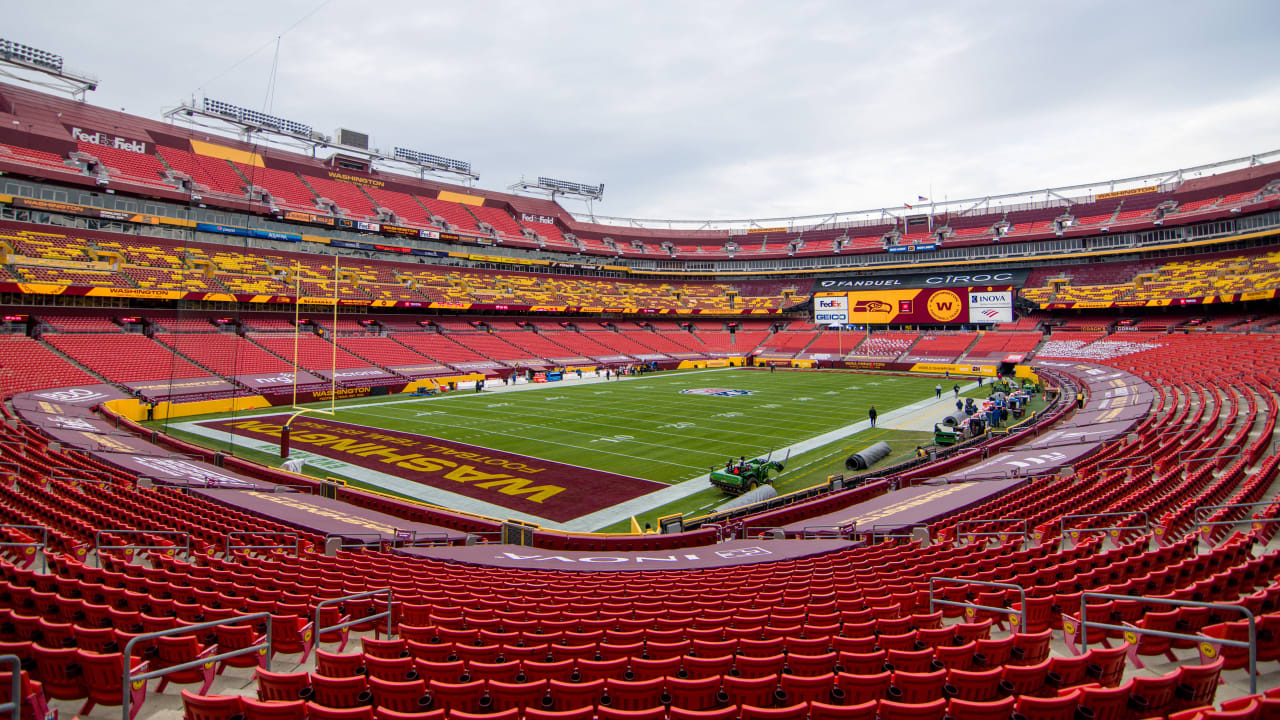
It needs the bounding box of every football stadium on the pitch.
[0,5,1278,720]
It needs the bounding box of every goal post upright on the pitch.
[330,255,338,415]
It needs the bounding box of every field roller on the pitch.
[845,441,891,471]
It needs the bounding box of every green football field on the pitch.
[332,368,940,483]
[163,368,967,530]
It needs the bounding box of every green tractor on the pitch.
[710,451,788,495]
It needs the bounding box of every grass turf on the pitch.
[161,368,966,529]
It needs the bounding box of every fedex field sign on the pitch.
[69,126,150,154]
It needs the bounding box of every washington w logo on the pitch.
[927,290,963,322]
[680,388,755,397]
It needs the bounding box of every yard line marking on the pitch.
[338,407,715,471]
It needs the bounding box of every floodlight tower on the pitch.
[509,176,605,214]
[0,38,98,100]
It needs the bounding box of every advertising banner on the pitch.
[389,364,455,378]
[17,409,126,435]
[401,539,850,572]
[15,384,129,408]
[816,287,971,325]
[192,489,468,542]
[309,367,399,387]
[946,442,1100,481]
[46,428,161,455]
[90,452,272,489]
[1028,421,1136,449]
[968,291,1013,323]
[234,371,328,393]
[812,268,1030,293]
[124,376,239,401]
[793,476,1031,530]
[813,294,849,325]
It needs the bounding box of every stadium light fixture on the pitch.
[536,177,605,200]
[0,38,98,100]
[202,98,312,138]
[508,176,605,208]
[392,147,473,176]
[0,39,61,73]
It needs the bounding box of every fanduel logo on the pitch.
[33,387,109,404]
[70,127,148,154]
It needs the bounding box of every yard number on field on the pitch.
[591,434,635,444]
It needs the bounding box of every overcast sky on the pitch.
[7,1,1280,222]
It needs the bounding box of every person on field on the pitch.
[935,384,942,399]
[868,406,877,428]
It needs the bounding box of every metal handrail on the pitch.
[868,523,927,538]
[802,525,848,539]
[0,654,20,720]
[929,577,1026,629]
[50,474,115,486]
[1177,444,1245,463]
[1093,459,1155,473]
[957,518,1029,544]
[122,613,274,720]
[1077,593,1257,693]
[0,525,48,572]
[325,533,383,549]
[225,531,299,556]
[93,529,191,567]
[314,589,394,642]
[1194,500,1280,523]
[386,532,451,549]
[1059,512,1149,548]
[1194,516,1280,544]
[50,467,115,482]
